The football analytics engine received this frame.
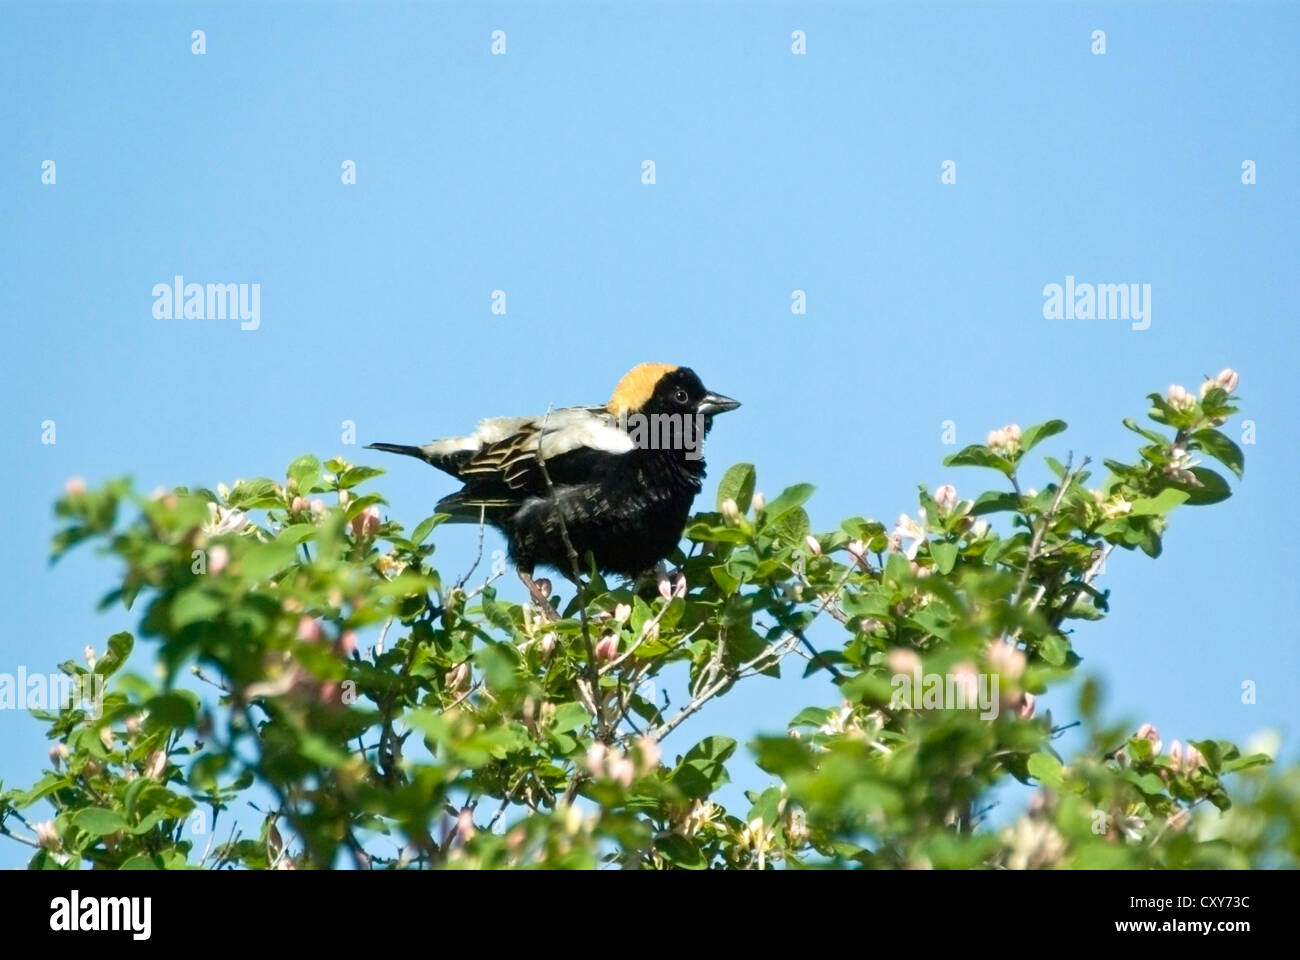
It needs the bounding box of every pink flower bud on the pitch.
[310,499,327,518]
[934,484,959,513]
[594,633,619,664]
[49,743,68,769]
[720,498,740,524]
[337,630,357,656]
[585,742,607,778]
[1215,367,1239,393]
[986,640,1026,681]
[886,648,920,675]
[1183,743,1205,773]
[1017,692,1036,720]
[1169,739,1183,769]
[614,603,632,623]
[610,756,636,787]
[350,504,381,539]
[751,492,765,514]
[1136,723,1163,755]
[634,736,661,775]
[208,545,229,575]
[657,573,673,601]
[64,476,87,496]
[455,807,476,844]
[291,496,309,515]
[296,617,324,643]
[539,633,557,660]
[803,534,822,557]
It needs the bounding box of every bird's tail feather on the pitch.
[366,442,430,462]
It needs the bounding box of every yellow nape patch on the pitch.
[606,362,678,414]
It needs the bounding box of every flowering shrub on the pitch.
[3,369,1294,869]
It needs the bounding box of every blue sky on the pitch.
[2,1,1297,865]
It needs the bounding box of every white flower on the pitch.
[34,821,61,851]
[203,502,249,536]
[987,424,1022,456]
[890,511,927,561]
[819,702,854,736]
[1167,384,1195,412]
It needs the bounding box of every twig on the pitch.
[533,406,607,739]
[455,507,488,590]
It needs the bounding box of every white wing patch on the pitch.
[418,406,634,461]
[537,408,636,458]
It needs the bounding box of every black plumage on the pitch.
[367,365,739,588]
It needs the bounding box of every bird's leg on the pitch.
[518,570,557,621]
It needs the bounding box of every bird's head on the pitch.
[606,363,740,423]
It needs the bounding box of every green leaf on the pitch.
[288,455,322,493]
[716,463,757,513]
[171,589,223,629]
[1038,633,1068,666]
[550,701,590,734]
[73,807,127,836]
[764,483,815,522]
[1122,417,1168,446]
[657,834,707,869]
[276,524,317,545]
[1128,488,1189,516]
[145,692,198,729]
[943,445,1013,476]
[1220,753,1271,774]
[684,736,737,765]
[240,540,298,580]
[672,758,730,799]
[930,541,957,575]
[1192,429,1244,479]
[338,465,385,489]
[1020,420,1067,454]
[410,514,449,546]
[969,491,1020,516]
[1166,467,1232,506]
[1027,753,1064,788]
[94,632,134,678]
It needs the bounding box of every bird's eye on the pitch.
[673,388,690,405]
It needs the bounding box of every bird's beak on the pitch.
[698,392,741,417]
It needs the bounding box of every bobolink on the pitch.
[368,363,739,602]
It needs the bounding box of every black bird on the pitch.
[367,363,739,603]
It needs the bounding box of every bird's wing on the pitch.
[458,406,636,491]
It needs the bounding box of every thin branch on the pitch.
[533,406,607,739]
